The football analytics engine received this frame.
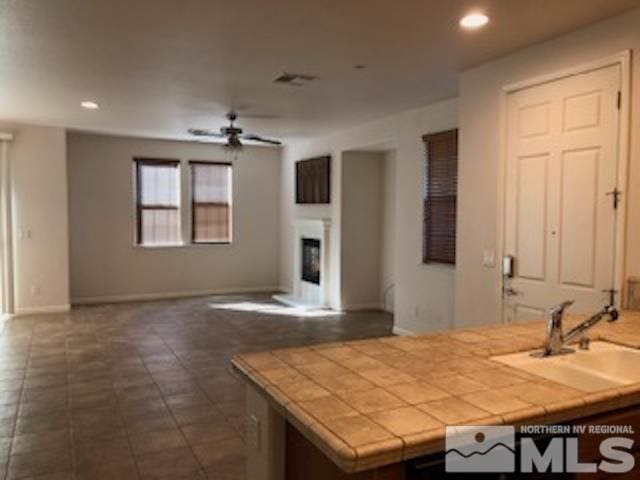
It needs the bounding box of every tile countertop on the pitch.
[231,311,640,473]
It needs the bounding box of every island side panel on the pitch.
[286,422,405,480]
[246,383,286,480]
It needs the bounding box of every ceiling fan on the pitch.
[188,112,282,148]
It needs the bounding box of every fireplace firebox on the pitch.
[301,238,321,285]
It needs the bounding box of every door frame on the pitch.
[0,132,14,317]
[497,50,632,322]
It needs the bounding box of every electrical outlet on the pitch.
[247,414,260,451]
[30,286,40,297]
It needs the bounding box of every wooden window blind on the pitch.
[422,129,458,265]
[135,158,181,246]
[190,161,232,244]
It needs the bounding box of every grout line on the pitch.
[0,295,395,479]
[65,316,76,480]
[71,312,144,480]
[112,317,147,480]
[156,319,248,458]
[138,323,208,478]
[5,319,34,478]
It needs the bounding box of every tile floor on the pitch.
[0,294,393,479]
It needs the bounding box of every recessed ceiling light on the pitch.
[81,101,99,110]
[460,13,489,30]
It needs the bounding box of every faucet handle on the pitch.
[549,300,575,316]
[604,305,619,322]
[579,336,591,350]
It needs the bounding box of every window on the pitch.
[135,158,181,246]
[422,129,458,265]
[190,161,232,244]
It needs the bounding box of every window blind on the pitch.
[423,129,458,265]
[190,161,232,244]
[135,159,181,246]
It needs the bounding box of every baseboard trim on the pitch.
[392,325,415,336]
[15,304,71,315]
[72,286,282,306]
[342,303,385,312]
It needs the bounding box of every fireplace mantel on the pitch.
[292,217,331,232]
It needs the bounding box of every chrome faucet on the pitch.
[534,301,620,357]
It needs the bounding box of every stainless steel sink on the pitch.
[492,341,640,392]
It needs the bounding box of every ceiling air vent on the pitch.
[273,73,316,86]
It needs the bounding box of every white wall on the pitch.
[280,99,458,332]
[67,132,281,303]
[7,125,70,313]
[456,8,640,328]
[340,151,384,309]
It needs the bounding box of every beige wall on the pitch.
[6,7,636,327]
[456,8,640,327]
[67,132,281,303]
[280,99,458,332]
[8,125,70,313]
[380,151,396,312]
[341,151,384,309]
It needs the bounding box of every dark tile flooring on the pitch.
[0,294,393,479]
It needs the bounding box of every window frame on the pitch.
[134,157,181,247]
[422,129,458,266]
[189,160,233,245]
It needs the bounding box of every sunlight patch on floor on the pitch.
[208,301,341,318]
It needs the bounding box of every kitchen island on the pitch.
[232,312,640,479]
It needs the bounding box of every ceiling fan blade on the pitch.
[240,133,282,145]
[188,128,225,137]
[237,113,281,120]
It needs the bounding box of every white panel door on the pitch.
[504,65,621,322]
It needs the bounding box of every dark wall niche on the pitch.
[295,156,331,204]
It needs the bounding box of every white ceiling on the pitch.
[1,0,638,142]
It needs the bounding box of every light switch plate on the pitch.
[483,249,496,268]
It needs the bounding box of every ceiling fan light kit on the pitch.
[188,111,282,150]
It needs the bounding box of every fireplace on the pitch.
[301,238,321,285]
[272,218,330,309]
